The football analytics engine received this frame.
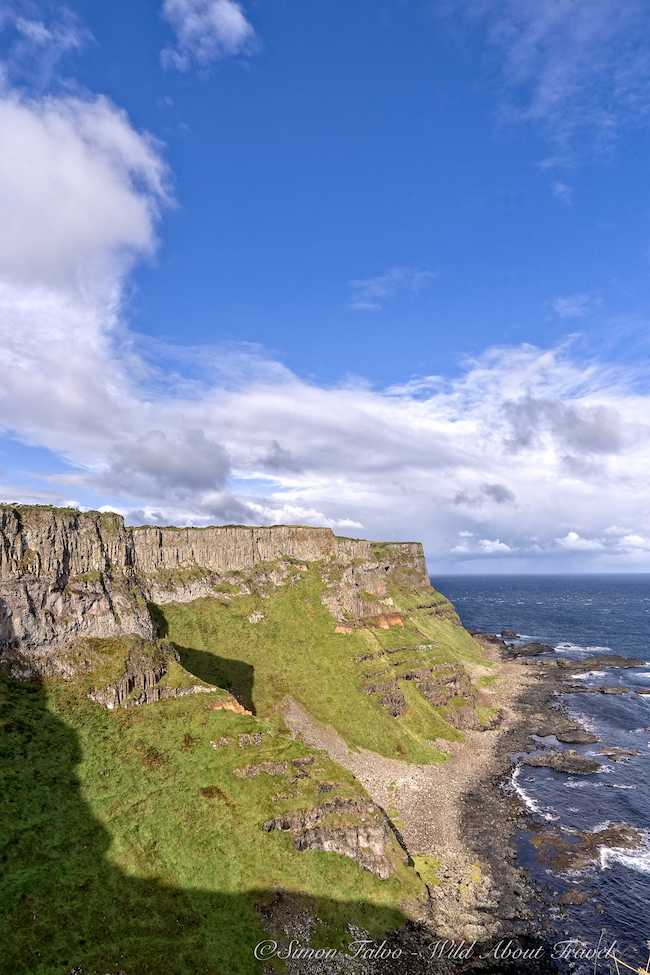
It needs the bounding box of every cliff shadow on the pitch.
[148,602,256,712]
[176,644,256,713]
[0,595,16,652]
[0,676,411,975]
[0,676,561,975]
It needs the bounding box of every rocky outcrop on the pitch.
[0,503,432,677]
[262,798,409,879]
[531,824,642,872]
[556,654,645,672]
[85,639,218,710]
[521,750,602,775]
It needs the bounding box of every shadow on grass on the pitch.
[149,603,257,713]
[177,644,256,713]
[0,678,408,975]
[0,676,560,975]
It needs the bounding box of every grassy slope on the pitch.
[0,677,423,975]
[160,567,490,765]
[0,562,491,974]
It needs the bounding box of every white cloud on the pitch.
[0,93,168,292]
[451,1,650,156]
[552,293,599,320]
[479,539,512,555]
[161,0,255,71]
[1,68,650,569]
[557,531,604,551]
[620,533,650,551]
[348,266,436,311]
[0,3,90,83]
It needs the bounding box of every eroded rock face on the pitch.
[86,640,218,710]
[263,798,409,879]
[0,504,431,677]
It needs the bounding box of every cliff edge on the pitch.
[0,503,431,676]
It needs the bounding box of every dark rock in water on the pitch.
[530,718,599,744]
[471,630,506,648]
[556,654,644,672]
[262,798,408,879]
[555,727,599,745]
[508,642,554,658]
[558,888,594,906]
[521,750,602,774]
[501,628,519,640]
[532,824,642,873]
[596,747,639,762]
[598,685,630,696]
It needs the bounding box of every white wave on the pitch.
[599,835,650,876]
[554,643,613,655]
[569,670,607,680]
[511,766,557,821]
[563,779,603,789]
[610,784,637,790]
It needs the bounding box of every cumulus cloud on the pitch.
[161,0,255,71]
[100,429,231,500]
[557,531,604,552]
[0,93,168,292]
[348,266,436,311]
[502,396,625,454]
[452,536,513,556]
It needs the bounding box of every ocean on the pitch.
[433,575,650,974]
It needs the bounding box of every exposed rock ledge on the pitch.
[81,639,219,710]
[263,798,409,880]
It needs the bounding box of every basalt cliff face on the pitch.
[0,503,431,677]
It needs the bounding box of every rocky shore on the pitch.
[363,633,644,973]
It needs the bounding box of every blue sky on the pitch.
[1,0,650,571]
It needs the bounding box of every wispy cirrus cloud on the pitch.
[0,1,91,84]
[552,292,600,320]
[161,0,255,71]
[474,0,650,152]
[348,265,436,311]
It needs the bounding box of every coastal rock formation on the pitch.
[0,503,430,676]
[263,798,409,879]
[521,750,602,775]
[557,654,645,672]
[532,824,643,872]
[85,639,218,710]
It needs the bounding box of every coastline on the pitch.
[283,641,567,971]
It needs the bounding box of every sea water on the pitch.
[434,575,650,974]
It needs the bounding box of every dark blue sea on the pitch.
[433,576,650,974]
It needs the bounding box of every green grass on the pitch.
[0,677,424,975]
[411,855,441,888]
[0,562,493,973]
[159,568,485,764]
